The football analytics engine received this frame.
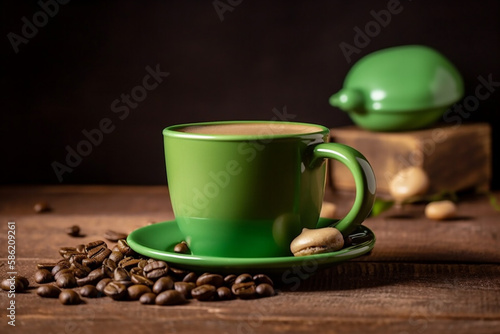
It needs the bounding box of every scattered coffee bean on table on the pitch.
[156,290,186,305]
[1,277,27,292]
[59,289,82,305]
[37,285,61,298]
[192,284,216,301]
[6,237,276,307]
[128,284,151,300]
[80,285,99,298]
[66,225,81,237]
[139,292,157,304]
[103,230,128,242]
[34,201,51,213]
[35,269,54,284]
[232,282,257,299]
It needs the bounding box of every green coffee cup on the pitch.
[163,121,376,258]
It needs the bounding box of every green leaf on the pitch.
[370,197,395,217]
[486,192,500,211]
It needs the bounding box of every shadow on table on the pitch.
[275,261,468,292]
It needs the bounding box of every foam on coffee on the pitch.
[178,123,323,136]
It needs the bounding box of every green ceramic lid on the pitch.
[330,45,464,113]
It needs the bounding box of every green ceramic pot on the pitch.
[330,45,464,131]
[163,121,376,258]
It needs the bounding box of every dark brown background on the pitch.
[1,0,499,187]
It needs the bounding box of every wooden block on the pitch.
[329,123,491,195]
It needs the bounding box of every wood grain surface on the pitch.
[0,186,499,334]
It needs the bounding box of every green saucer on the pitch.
[127,218,375,274]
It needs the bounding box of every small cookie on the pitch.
[290,227,344,257]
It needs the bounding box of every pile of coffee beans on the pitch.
[1,237,275,306]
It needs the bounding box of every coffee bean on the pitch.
[103,230,128,242]
[196,273,223,287]
[1,277,25,292]
[231,282,256,299]
[102,259,117,278]
[82,258,99,269]
[34,201,50,213]
[129,267,143,276]
[18,276,29,289]
[34,269,53,284]
[66,225,81,237]
[182,272,197,283]
[235,273,253,284]
[128,284,151,300]
[217,286,233,300]
[118,257,141,270]
[37,263,56,271]
[117,239,135,256]
[85,240,107,253]
[191,284,216,301]
[131,274,154,287]
[80,285,99,298]
[224,274,237,287]
[54,268,74,281]
[70,262,91,278]
[96,278,112,293]
[59,247,77,258]
[76,244,86,253]
[174,282,196,299]
[114,280,134,288]
[140,292,157,305]
[253,274,273,287]
[77,268,104,286]
[256,283,275,297]
[102,266,113,279]
[102,258,117,271]
[51,262,70,276]
[112,245,121,252]
[137,260,148,269]
[56,273,77,288]
[87,245,111,264]
[109,251,124,263]
[152,276,174,294]
[169,267,189,280]
[69,254,87,265]
[173,241,190,254]
[143,261,169,279]
[104,282,127,300]
[156,290,186,306]
[37,285,61,298]
[59,290,82,305]
[113,267,131,282]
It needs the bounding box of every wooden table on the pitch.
[1,186,499,333]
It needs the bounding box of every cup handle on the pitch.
[311,143,376,235]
